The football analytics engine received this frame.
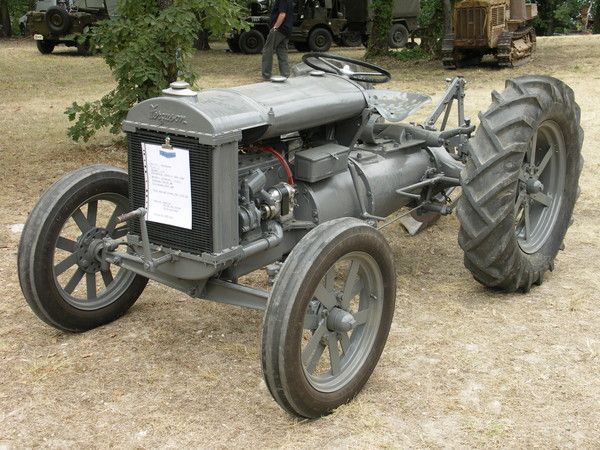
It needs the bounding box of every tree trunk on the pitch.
[443,0,452,35]
[0,0,12,38]
[365,0,392,58]
[194,30,211,51]
[593,0,600,34]
[420,1,444,56]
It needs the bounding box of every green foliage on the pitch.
[6,0,32,34]
[532,0,588,35]
[389,45,429,61]
[365,0,393,58]
[65,0,247,142]
[418,0,445,55]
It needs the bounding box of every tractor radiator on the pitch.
[127,130,215,255]
[455,7,486,40]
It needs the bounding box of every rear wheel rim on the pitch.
[515,120,567,254]
[301,251,384,393]
[52,193,135,310]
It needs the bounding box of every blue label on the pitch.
[160,149,176,158]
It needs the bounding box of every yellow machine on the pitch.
[443,0,538,68]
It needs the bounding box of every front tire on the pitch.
[261,218,396,418]
[457,76,584,292]
[36,40,55,54]
[18,165,148,331]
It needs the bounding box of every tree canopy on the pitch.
[65,0,247,142]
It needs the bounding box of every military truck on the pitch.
[343,0,421,49]
[229,0,347,54]
[26,0,116,55]
[443,0,538,68]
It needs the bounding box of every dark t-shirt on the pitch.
[271,0,294,37]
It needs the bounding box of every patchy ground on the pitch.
[0,36,599,448]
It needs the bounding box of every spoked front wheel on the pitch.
[262,218,396,418]
[18,165,148,332]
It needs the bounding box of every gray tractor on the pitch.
[18,54,583,418]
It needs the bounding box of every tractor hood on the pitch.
[123,75,367,146]
[123,74,430,145]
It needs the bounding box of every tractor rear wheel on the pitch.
[261,218,396,418]
[457,76,584,292]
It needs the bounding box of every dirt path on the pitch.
[0,36,598,448]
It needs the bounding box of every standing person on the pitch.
[262,0,294,80]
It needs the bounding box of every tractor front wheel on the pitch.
[457,76,584,292]
[261,218,396,418]
[18,165,148,331]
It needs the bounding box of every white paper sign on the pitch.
[142,142,192,230]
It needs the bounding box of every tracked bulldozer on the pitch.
[443,0,538,69]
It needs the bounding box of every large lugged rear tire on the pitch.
[457,76,584,292]
[18,165,148,332]
[261,218,396,418]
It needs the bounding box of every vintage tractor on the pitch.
[443,0,538,68]
[18,54,583,418]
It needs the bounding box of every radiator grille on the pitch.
[456,7,486,40]
[491,6,505,27]
[127,130,214,255]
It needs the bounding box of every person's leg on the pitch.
[262,31,277,79]
[276,34,290,78]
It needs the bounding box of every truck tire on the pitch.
[46,6,71,34]
[18,165,148,332]
[239,29,265,54]
[261,218,396,418]
[457,76,584,292]
[388,23,409,48]
[227,35,241,53]
[308,27,333,52]
[36,40,56,54]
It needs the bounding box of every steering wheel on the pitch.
[301,53,391,84]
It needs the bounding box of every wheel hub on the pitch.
[526,178,544,194]
[75,227,108,273]
[327,307,356,332]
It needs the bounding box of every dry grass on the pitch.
[0,36,599,448]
